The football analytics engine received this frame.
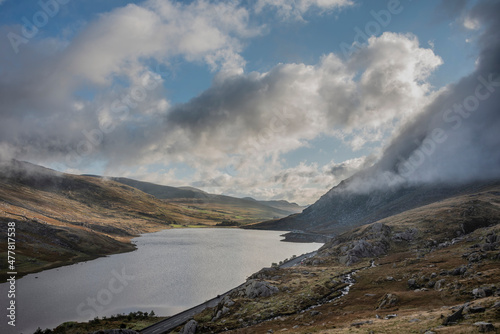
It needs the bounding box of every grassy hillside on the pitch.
[112,177,303,224]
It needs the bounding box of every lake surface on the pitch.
[0,228,321,334]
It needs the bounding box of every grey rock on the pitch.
[408,279,419,289]
[451,266,467,276]
[442,306,464,326]
[384,314,397,320]
[435,279,446,290]
[486,233,497,244]
[468,306,486,313]
[376,293,398,309]
[474,322,496,332]
[242,280,279,298]
[468,252,484,263]
[481,243,497,252]
[392,228,419,242]
[473,288,486,298]
[310,310,321,316]
[179,320,197,334]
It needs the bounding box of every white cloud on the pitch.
[255,0,354,20]
[63,0,260,85]
[162,32,442,168]
[463,15,480,30]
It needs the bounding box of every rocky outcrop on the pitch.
[334,223,392,266]
[233,280,279,299]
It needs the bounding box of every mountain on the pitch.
[111,177,304,222]
[242,197,305,213]
[109,177,209,199]
[246,174,500,236]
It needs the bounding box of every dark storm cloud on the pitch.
[351,0,500,192]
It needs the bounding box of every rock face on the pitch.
[179,320,198,334]
[334,223,392,266]
[240,280,279,298]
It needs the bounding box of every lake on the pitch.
[0,228,321,333]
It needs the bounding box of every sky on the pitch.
[0,0,497,205]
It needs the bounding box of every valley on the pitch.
[0,160,303,281]
[40,182,500,333]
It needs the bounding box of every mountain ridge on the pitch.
[246,174,500,236]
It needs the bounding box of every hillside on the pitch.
[183,184,500,333]
[112,177,304,224]
[0,160,298,280]
[50,184,500,333]
[246,175,500,236]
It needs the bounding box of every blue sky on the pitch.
[0,0,487,204]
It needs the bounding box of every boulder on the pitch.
[485,233,497,244]
[392,228,419,242]
[474,322,496,332]
[473,288,486,298]
[408,279,419,289]
[242,280,279,298]
[179,320,197,334]
[468,306,486,313]
[481,243,497,252]
[442,306,464,325]
[435,279,446,290]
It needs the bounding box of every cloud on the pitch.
[162,32,442,167]
[0,0,449,204]
[345,0,500,193]
[0,0,261,164]
[255,0,354,20]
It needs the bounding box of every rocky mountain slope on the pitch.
[178,185,500,333]
[247,175,500,236]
